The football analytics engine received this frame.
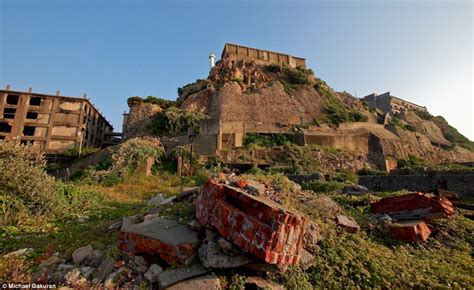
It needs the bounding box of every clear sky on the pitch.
[1,0,472,139]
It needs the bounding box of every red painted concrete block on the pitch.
[390,220,431,242]
[370,192,454,220]
[195,179,308,266]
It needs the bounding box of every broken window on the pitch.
[23,126,36,136]
[29,97,42,106]
[2,108,16,119]
[26,112,38,119]
[0,122,12,133]
[6,94,19,105]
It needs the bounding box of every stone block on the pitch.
[119,216,199,266]
[335,215,360,233]
[195,179,308,266]
[390,220,431,242]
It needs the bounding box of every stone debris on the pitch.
[119,215,199,266]
[245,276,285,290]
[390,220,431,242]
[38,256,62,268]
[371,192,454,221]
[176,186,201,201]
[147,193,176,206]
[335,215,360,233]
[158,263,209,289]
[4,248,34,258]
[95,257,116,281]
[299,249,315,270]
[343,184,370,195]
[166,273,222,290]
[144,264,164,283]
[198,241,254,268]
[195,179,308,266]
[72,245,93,264]
[104,267,131,288]
[302,221,323,253]
[83,250,105,267]
[108,221,123,232]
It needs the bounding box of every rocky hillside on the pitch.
[179,53,376,127]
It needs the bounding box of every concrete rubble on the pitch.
[335,215,360,233]
[195,179,309,266]
[118,215,199,265]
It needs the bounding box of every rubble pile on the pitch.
[371,192,455,242]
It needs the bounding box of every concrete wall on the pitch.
[359,172,474,197]
[222,43,306,68]
[0,89,113,154]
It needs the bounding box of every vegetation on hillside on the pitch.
[266,63,313,94]
[314,78,368,125]
[127,96,176,108]
[148,106,208,135]
[412,109,474,151]
[244,133,297,148]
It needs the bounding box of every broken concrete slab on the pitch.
[166,273,221,290]
[195,179,308,266]
[390,220,431,242]
[119,216,199,266]
[144,264,163,283]
[371,192,454,221]
[198,241,254,268]
[335,215,360,233]
[147,193,176,206]
[158,263,209,289]
[72,245,93,265]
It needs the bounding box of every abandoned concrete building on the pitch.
[364,92,427,115]
[221,43,306,69]
[0,86,115,154]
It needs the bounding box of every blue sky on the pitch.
[1,0,472,139]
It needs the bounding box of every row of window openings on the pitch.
[0,122,36,136]
[4,95,42,106]
[1,108,39,120]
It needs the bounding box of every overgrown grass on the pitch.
[244,133,296,148]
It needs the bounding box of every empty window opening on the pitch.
[23,126,36,136]
[29,97,42,106]
[0,122,12,133]
[3,108,16,119]
[6,94,20,105]
[26,112,38,119]
[20,140,30,146]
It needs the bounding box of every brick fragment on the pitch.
[390,220,431,242]
[195,180,308,266]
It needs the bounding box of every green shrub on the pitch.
[244,133,296,148]
[63,146,99,162]
[54,182,104,218]
[397,155,426,169]
[266,63,282,73]
[127,96,176,108]
[432,116,474,152]
[330,170,357,183]
[303,180,345,193]
[403,124,416,132]
[357,167,387,176]
[0,142,56,226]
[413,109,433,120]
[148,107,208,136]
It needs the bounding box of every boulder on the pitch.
[166,273,221,290]
[299,249,315,270]
[38,256,62,268]
[309,196,341,218]
[302,221,322,253]
[158,264,209,289]
[198,241,254,268]
[119,216,199,266]
[104,267,131,288]
[335,215,360,233]
[72,245,93,265]
[144,264,163,283]
[147,193,176,206]
[83,250,105,267]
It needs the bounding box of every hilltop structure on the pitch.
[0,86,118,154]
[123,43,474,171]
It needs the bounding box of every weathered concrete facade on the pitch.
[0,87,114,154]
[222,43,306,68]
[364,92,427,115]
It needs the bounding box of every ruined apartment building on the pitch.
[222,43,306,68]
[364,92,427,115]
[0,86,114,154]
